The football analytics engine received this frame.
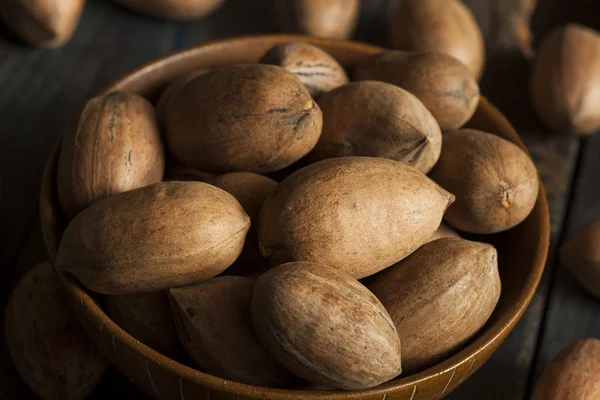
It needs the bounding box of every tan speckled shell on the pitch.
[354,51,480,131]
[165,64,323,173]
[258,157,454,278]
[155,68,210,126]
[56,181,250,294]
[426,223,460,244]
[369,238,501,374]
[57,92,165,219]
[260,42,349,98]
[389,0,485,80]
[430,129,539,234]
[308,81,442,174]
[530,24,600,136]
[252,262,402,390]
[532,339,600,400]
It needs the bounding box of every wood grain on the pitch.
[528,132,600,392]
[523,2,600,398]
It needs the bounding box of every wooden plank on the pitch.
[0,0,177,275]
[528,134,600,389]
[523,2,600,397]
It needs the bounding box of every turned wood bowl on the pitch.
[40,35,550,400]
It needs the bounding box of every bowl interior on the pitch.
[40,35,550,399]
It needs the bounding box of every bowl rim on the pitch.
[40,34,551,399]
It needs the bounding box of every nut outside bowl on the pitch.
[40,35,550,400]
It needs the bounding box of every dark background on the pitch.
[0,0,598,399]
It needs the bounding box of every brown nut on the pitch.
[258,157,454,279]
[430,129,539,234]
[260,42,349,98]
[206,172,278,224]
[0,0,85,47]
[57,92,165,219]
[56,181,250,295]
[531,24,600,136]
[369,238,501,374]
[165,64,323,173]
[389,0,485,80]
[274,0,360,39]
[113,0,225,21]
[169,276,294,386]
[354,51,480,131]
[205,172,278,276]
[5,262,108,400]
[532,339,600,400]
[155,68,210,126]
[560,219,600,298]
[308,81,442,174]
[105,292,184,360]
[251,262,402,390]
[426,222,460,244]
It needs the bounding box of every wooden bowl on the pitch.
[40,35,550,400]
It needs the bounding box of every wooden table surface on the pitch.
[0,1,598,399]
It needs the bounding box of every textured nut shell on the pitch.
[530,24,600,136]
[4,262,107,400]
[560,220,600,298]
[426,222,460,244]
[57,92,165,219]
[206,172,278,275]
[252,262,402,390]
[113,0,225,20]
[105,292,184,360]
[354,51,480,131]
[430,129,539,234]
[0,0,84,47]
[258,157,454,278]
[155,69,209,126]
[165,64,323,173]
[532,339,600,400]
[308,81,442,174]
[389,0,485,80]
[206,172,278,224]
[169,276,293,386]
[56,181,250,295]
[260,42,349,98]
[369,238,501,374]
[274,0,360,40]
